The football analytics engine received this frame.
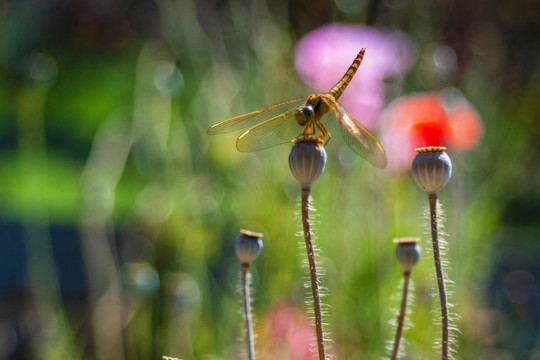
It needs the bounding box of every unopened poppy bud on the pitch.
[288,138,327,186]
[235,229,263,264]
[394,238,421,271]
[412,147,452,195]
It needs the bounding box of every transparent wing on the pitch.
[236,108,303,152]
[207,97,308,135]
[324,98,387,168]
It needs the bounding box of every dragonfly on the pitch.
[207,48,387,168]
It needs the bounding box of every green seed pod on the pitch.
[288,138,327,186]
[394,237,421,271]
[235,229,263,264]
[412,147,452,195]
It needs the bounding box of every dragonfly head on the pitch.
[294,105,314,126]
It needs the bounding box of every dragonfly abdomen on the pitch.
[328,48,366,100]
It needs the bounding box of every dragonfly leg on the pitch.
[316,120,331,145]
[300,122,316,138]
[295,123,321,144]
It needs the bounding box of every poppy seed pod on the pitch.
[394,238,421,271]
[412,147,452,195]
[235,229,263,264]
[288,138,327,186]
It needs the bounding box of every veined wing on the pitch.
[324,98,387,168]
[207,97,308,135]
[236,108,302,152]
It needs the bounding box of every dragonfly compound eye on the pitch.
[294,105,314,126]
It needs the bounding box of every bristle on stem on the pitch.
[301,185,326,360]
[429,194,449,360]
[391,271,411,360]
[241,263,255,360]
[235,230,262,360]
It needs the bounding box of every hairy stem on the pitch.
[391,271,411,360]
[301,185,326,360]
[241,263,255,360]
[429,194,449,360]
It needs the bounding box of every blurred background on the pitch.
[1,0,540,359]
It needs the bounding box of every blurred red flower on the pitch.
[262,302,314,360]
[380,90,483,172]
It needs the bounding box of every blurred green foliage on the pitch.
[1,0,540,359]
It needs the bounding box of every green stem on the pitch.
[391,271,411,360]
[301,185,326,360]
[241,263,255,360]
[429,194,449,360]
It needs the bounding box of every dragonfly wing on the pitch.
[207,97,308,135]
[325,99,387,168]
[236,108,302,152]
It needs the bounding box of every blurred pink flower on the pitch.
[380,89,483,173]
[263,302,314,360]
[295,23,414,129]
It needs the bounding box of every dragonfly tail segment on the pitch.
[328,48,366,100]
